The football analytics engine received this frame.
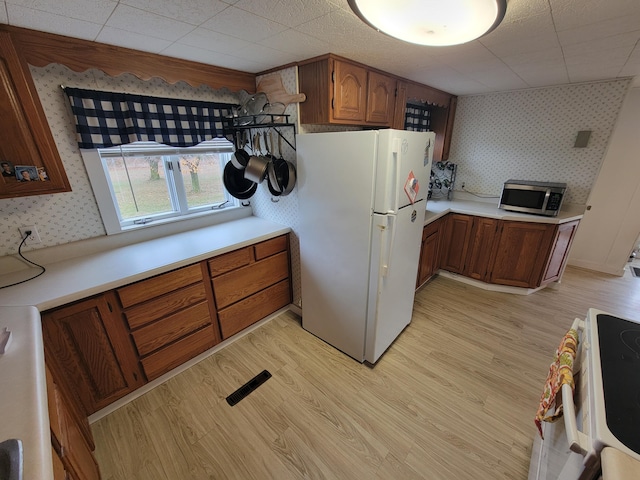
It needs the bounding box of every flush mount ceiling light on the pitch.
[347,0,507,47]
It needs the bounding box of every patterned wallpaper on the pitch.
[0,64,239,257]
[448,79,631,205]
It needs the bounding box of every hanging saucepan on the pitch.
[231,131,250,169]
[244,155,269,183]
[223,162,257,200]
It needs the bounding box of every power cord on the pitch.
[0,231,47,289]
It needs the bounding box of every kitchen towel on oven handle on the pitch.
[534,319,580,439]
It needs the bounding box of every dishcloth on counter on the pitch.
[534,325,579,438]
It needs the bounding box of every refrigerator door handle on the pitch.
[381,215,397,277]
[389,138,402,215]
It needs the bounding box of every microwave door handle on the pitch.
[562,318,590,456]
[541,190,551,211]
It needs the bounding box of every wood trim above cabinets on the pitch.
[1,25,256,93]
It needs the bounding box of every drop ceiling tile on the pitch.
[557,15,640,46]
[162,42,267,72]
[233,43,299,68]
[501,47,566,67]
[564,46,634,66]
[106,4,195,42]
[566,64,623,83]
[619,45,640,76]
[263,29,332,58]
[466,68,530,91]
[0,3,7,24]
[177,27,252,54]
[509,62,570,87]
[6,0,117,23]
[95,26,173,53]
[6,4,102,39]
[294,6,378,48]
[549,0,640,31]
[233,0,336,28]
[502,0,550,21]
[562,31,639,58]
[120,0,229,26]
[200,6,288,43]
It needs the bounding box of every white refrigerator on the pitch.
[296,129,435,363]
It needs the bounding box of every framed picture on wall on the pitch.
[15,165,39,182]
[1,161,15,178]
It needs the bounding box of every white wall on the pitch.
[569,86,640,275]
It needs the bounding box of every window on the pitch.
[82,139,239,234]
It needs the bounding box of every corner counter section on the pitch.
[0,306,53,480]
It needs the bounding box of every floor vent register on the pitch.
[226,370,272,406]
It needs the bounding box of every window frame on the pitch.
[81,140,241,235]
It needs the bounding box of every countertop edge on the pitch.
[424,200,584,226]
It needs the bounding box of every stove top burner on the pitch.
[597,314,640,454]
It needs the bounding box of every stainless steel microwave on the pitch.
[499,180,567,217]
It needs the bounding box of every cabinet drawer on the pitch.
[208,247,252,277]
[213,251,289,309]
[117,264,203,308]
[131,301,211,357]
[141,327,216,380]
[254,235,287,260]
[218,279,291,339]
[123,283,207,330]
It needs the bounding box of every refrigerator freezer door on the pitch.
[297,131,378,361]
[373,130,435,214]
[365,199,425,363]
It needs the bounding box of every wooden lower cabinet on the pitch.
[435,213,580,289]
[489,221,557,288]
[46,365,100,480]
[117,263,220,381]
[417,218,443,287]
[440,213,474,273]
[41,292,145,415]
[464,217,499,281]
[540,220,580,285]
[209,235,292,340]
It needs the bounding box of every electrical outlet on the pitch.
[19,226,41,245]
[461,182,465,189]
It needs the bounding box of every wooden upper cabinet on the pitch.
[42,292,145,415]
[298,54,396,126]
[366,70,396,124]
[0,31,71,199]
[333,59,367,122]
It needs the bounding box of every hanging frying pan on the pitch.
[223,162,257,200]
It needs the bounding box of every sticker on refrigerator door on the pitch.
[404,171,419,204]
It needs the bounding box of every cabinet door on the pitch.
[464,217,499,281]
[417,219,442,287]
[366,70,395,125]
[489,221,556,288]
[332,59,367,122]
[392,80,408,129]
[42,292,145,415]
[540,220,580,285]
[440,214,474,273]
[0,31,71,199]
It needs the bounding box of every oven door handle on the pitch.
[562,318,590,456]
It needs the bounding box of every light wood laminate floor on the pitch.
[92,264,640,479]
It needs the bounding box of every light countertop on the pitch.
[602,447,640,480]
[0,216,291,311]
[0,306,52,480]
[0,216,290,480]
[424,198,585,225]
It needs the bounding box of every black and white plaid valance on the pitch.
[404,103,431,132]
[64,87,236,149]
